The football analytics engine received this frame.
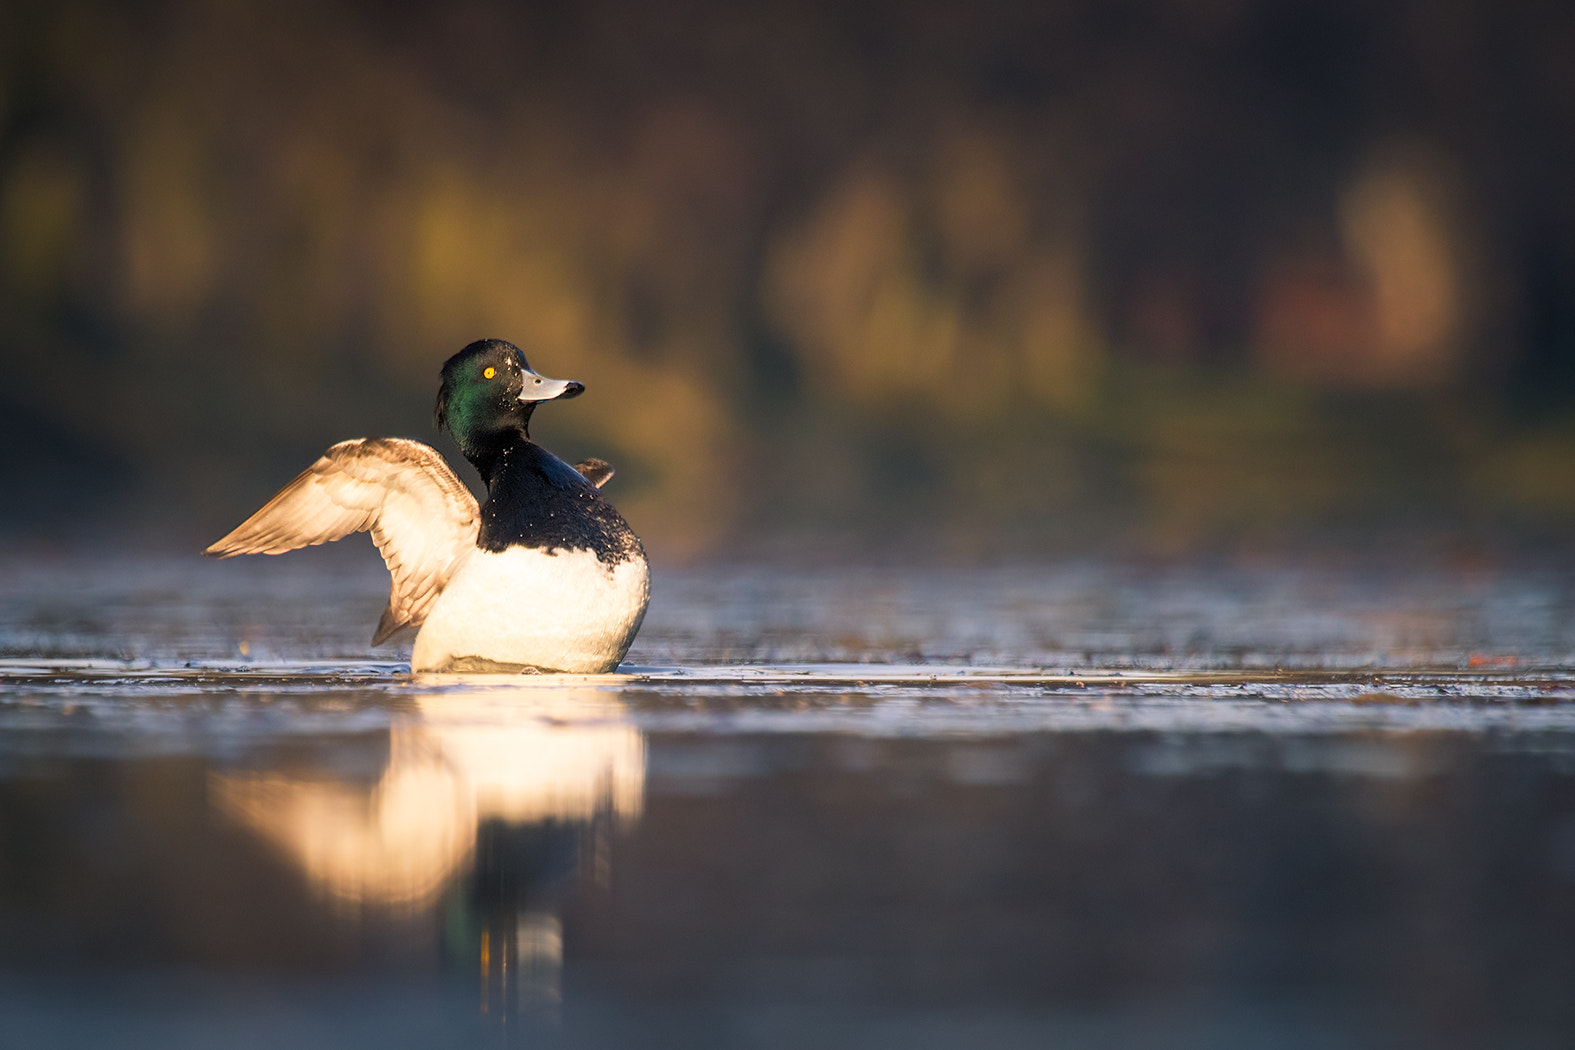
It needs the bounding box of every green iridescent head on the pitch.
[435,339,583,452]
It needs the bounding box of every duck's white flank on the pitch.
[411,547,650,673]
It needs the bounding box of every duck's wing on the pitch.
[573,458,615,488]
[205,438,480,645]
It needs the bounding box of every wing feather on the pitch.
[206,438,479,643]
[573,458,615,488]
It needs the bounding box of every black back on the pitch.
[476,439,643,564]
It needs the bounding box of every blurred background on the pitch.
[4,0,1575,560]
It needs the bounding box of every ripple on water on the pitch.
[3,659,1575,755]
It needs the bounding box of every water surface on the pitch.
[3,549,1574,1048]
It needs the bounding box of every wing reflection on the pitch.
[210,686,644,909]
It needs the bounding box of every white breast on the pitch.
[411,547,650,673]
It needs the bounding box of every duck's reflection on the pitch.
[210,684,644,1022]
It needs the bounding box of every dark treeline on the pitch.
[3,0,1574,554]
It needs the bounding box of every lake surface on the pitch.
[3,547,1575,1048]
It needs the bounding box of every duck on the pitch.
[205,339,650,673]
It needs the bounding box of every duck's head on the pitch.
[435,339,583,452]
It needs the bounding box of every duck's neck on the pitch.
[461,425,531,490]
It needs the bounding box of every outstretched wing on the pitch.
[205,438,480,644]
[573,458,615,488]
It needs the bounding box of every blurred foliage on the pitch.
[3,0,1575,556]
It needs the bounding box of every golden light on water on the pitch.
[210,687,645,908]
[410,690,645,826]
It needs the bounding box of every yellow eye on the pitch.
[483,366,496,379]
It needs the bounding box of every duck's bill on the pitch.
[518,371,585,402]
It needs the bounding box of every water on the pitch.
[3,547,1575,1048]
